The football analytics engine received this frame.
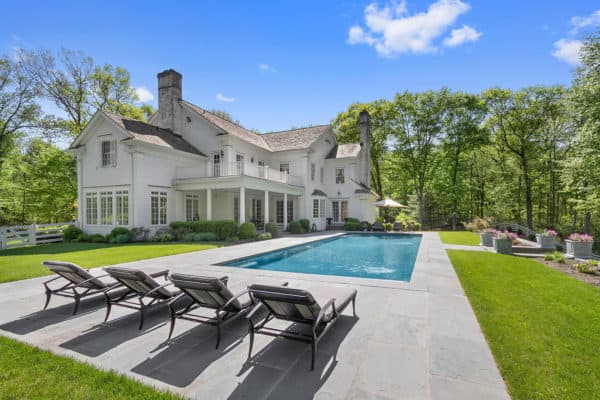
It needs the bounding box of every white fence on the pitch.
[0,223,70,250]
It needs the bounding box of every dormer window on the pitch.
[101,139,117,167]
[335,168,345,184]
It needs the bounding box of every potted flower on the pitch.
[493,230,516,255]
[479,228,497,247]
[536,229,557,249]
[565,233,594,258]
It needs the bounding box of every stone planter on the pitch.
[565,240,593,258]
[480,232,494,247]
[493,237,512,255]
[536,234,556,249]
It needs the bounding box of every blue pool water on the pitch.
[223,233,421,281]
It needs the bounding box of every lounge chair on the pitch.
[104,267,180,329]
[372,221,383,232]
[42,260,123,315]
[393,222,403,232]
[246,284,357,370]
[167,273,257,349]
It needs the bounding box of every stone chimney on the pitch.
[359,110,371,188]
[157,69,182,131]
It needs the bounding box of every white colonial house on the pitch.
[69,69,377,235]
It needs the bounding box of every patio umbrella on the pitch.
[375,198,407,208]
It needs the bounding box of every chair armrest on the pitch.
[246,302,266,321]
[314,298,336,328]
[150,269,169,279]
[144,282,174,297]
[218,289,249,312]
[43,276,62,285]
[73,273,110,288]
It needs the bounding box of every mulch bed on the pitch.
[535,258,600,288]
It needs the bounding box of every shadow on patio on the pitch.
[0,295,106,335]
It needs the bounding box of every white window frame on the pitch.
[185,194,199,221]
[236,154,244,175]
[100,139,117,167]
[100,191,113,225]
[86,192,98,225]
[252,198,263,223]
[335,168,345,184]
[115,191,129,225]
[279,163,290,174]
[151,191,168,225]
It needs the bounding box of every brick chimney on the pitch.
[157,69,182,131]
[359,110,371,188]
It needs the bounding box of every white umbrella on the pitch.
[375,198,407,208]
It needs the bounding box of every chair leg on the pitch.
[138,301,145,330]
[216,316,222,349]
[167,314,176,341]
[104,302,112,323]
[72,295,81,315]
[352,295,357,317]
[247,324,255,360]
[43,291,52,310]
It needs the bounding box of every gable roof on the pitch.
[325,143,362,159]
[262,125,332,152]
[100,110,206,156]
[181,100,331,152]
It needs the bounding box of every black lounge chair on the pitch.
[167,273,257,349]
[393,222,403,232]
[42,260,122,315]
[104,267,180,329]
[247,284,357,370]
[372,221,384,231]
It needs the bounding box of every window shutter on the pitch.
[111,140,117,166]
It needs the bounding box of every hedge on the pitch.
[169,220,237,240]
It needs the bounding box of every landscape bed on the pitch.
[222,233,422,281]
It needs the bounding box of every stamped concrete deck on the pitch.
[0,232,510,399]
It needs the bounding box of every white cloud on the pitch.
[347,0,479,56]
[570,9,600,34]
[134,86,154,102]
[216,93,235,102]
[259,63,277,72]
[552,39,583,65]
[443,24,481,47]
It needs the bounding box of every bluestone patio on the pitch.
[0,232,509,399]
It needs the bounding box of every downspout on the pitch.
[130,144,135,228]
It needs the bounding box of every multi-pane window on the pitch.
[115,191,129,225]
[276,200,294,223]
[252,199,263,223]
[185,194,199,221]
[313,199,319,218]
[100,191,113,224]
[86,192,98,224]
[335,168,345,184]
[236,154,244,175]
[320,199,326,218]
[279,163,290,174]
[332,200,349,222]
[287,200,294,222]
[213,154,221,176]
[311,163,315,181]
[151,191,168,225]
[101,140,117,167]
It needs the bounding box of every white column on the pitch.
[240,186,246,223]
[264,190,269,227]
[206,188,212,220]
[283,192,288,230]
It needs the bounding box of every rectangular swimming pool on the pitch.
[222,233,421,282]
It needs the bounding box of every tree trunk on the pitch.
[584,212,591,235]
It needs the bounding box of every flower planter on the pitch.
[479,232,494,247]
[565,240,593,258]
[493,237,512,255]
[536,234,556,249]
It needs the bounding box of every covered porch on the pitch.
[174,175,304,230]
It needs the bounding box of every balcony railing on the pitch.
[177,162,303,186]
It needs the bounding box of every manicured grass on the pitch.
[0,336,181,399]
[0,242,222,283]
[438,231,480,246]
[447,250,600,400]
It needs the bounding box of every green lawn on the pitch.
[447,250,600,400]
[438,231,480,246]
[0,336,181,399]
[0,242,222,283]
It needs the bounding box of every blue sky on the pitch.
[2,0,599,132]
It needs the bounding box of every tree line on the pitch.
[0,48,153,224]
[333,30,600,239]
